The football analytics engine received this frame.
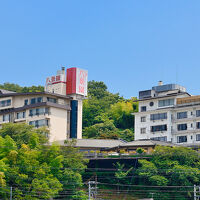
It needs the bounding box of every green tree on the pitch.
[136,146,200,200]
[0,82,44,93]
[88,80,108,99]
[136,148,145,155]
[0,123,48,148]
[71,190,88,200]
[0,123,88,200]
[149,175,168,186]
[114,162,133,193]
[114,162,133,179]
[83,120,119,139]
[83,80,138,140]
[109,101,134,129]
[118,129,134,142]
[137,159,158,179]
[83,80,123,128]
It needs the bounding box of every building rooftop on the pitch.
[54,139,178,149]
[139,83,188,100]
[136,91,190,102]
[55,139,126,148]
[0,91,73,99]
[0,89,16,94]
[120,139,178,147]
[152,83,186,93]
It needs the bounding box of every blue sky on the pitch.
[0,0,200,98]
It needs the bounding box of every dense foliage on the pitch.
[0,123,88,200]
[83,80,138,141]
[90,146,200,200]
[135,146,200,199]
[0,83,44,93]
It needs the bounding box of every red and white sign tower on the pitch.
[45,67,88,97]
[45,67,88,140]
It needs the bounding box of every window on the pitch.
[29,119,48,128]
[196,134,200,141]
[0,99,11,107]
[149,102,154,107]
[141,117,146,122]
[30,97,43,104]
[177,124,187,131]
[151,124,167,132]
[177,136,187,143]
[24,99,28,105]
[150,136,167,142]
[37,97,43,103]
[36,108,40,115]
[150,113,167,121]
[196,122,200,129]
[141,106,146,112]
[30,98,36,104]
[29,109,33,116]
[177,112,187,119]
[197,110,200,117]
[29,108,48,116]
[140,128,146,134]
[17,112,26,119]
[47,97,57,103]
[158,99,174,107]
[45,107,49,114]
[3,114,10,122]
[7,99,11,106]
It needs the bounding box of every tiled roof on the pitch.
[54,139,178,149]
[120,140,178,147]
[56,139,126,148]
[0,89,16,94]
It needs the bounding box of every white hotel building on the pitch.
[134,82,200,146]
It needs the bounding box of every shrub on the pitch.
[136,148,145,154]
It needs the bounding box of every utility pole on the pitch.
[194,185,200,200]
[10,186,12,200]
[88,181,98,200]
[150,192,155,199]
[89,181,91,200]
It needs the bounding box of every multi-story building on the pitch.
[0,67,88,142]
[134,81,200,146]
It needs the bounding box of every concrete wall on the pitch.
[48,107,68,142]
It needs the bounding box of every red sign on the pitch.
[46,74,65,86]
[66,68,88,96]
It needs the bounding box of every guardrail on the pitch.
[83,153,152,159]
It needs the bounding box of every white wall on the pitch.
[48,107,68,142]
